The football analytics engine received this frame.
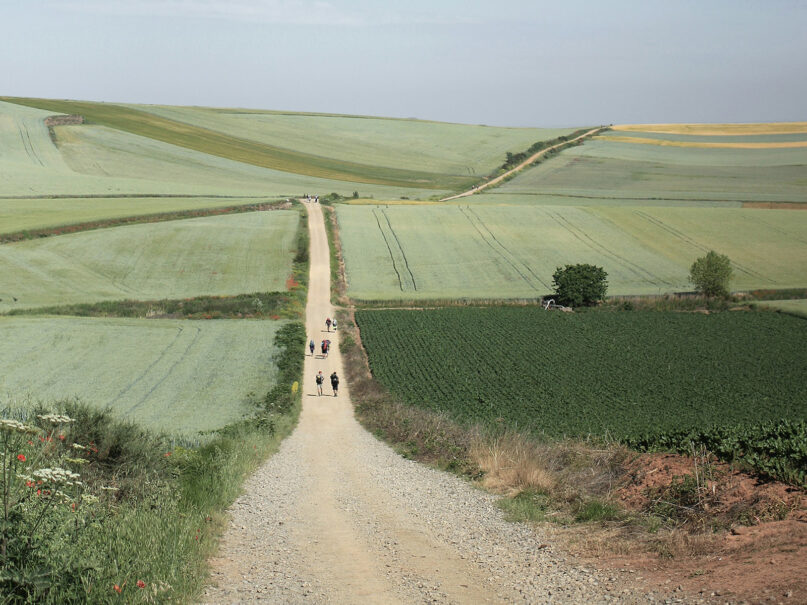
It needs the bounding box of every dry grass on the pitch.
[612,122,807,135]
[596,135,807,149]
[471,431,627,502]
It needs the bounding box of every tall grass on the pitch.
[0,322,305,603]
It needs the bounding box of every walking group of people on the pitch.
[304,193,319,203]
[310,317,339,397]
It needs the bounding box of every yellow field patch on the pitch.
[596,135,807,149]
[612,122,807,135]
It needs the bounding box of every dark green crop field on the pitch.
[357,308,807,483]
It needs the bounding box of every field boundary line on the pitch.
[440,127,603,201]
[0,201,291,244]
[478,191,807,206]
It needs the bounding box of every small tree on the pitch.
[689,250,732,298]
[552,264,608,307]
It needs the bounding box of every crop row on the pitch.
[356,308,807,482]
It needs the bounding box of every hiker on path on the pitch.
[330,371,339,397]
[321,339,330,357]
[315,371,324,395]
[332,318,338,331]
[309,339,315,356]
[325,317,332,332]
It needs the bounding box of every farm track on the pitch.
[440,127,602,201]
[372,207,417,292]
[202,201,658,604]
[546,209,673,288]
[18,124,45,167]
[458,206,547,291]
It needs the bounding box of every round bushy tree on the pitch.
[689,250,733,298]
[552,264,608,307]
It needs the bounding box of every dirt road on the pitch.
[440,128,602,202]
[202,201,651,603]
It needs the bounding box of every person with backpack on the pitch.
[330,371,339,397]
[325,317,332,332]
[332,318,338,331]
[309,339,315,356]
[315,371,324,396]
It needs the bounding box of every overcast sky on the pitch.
[2,0,805,127]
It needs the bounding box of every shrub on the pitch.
[551,264,608,307]
[689,250,733,298]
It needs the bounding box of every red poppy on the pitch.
[136,580,146,589]
[113,584,121,594]
[26,481,34,488]
[58,434,65,441]
[17,454,25,462]
[164,452,172,457]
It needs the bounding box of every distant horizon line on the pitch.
[2,94,804,131]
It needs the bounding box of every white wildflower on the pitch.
[33,467,82,485]
[0,418,39,435]
[81,494,99,504]
[37,413,75,425]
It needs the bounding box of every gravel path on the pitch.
[202,201,676,604]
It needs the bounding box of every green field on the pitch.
[0,197,272,234]
[356,307,807,438]
[0,211,299,311]
[3,97,576,192]
[755,299,807,318]
[0,100,439,200]
[129,103,581,180]
[484,138,807,205]
[0,316,285,436]
[336,204,807,299]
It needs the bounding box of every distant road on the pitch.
[441,127,604,201]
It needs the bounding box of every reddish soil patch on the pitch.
[742,201,807,210]
[619,453,805,523]
[598,453,807,603]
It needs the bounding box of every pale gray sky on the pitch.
[2,0,805,126]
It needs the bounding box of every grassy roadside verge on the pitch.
[0,202,311,602]
[322,205,349,305]
[0,200,291,244]
[0,322,305,603]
